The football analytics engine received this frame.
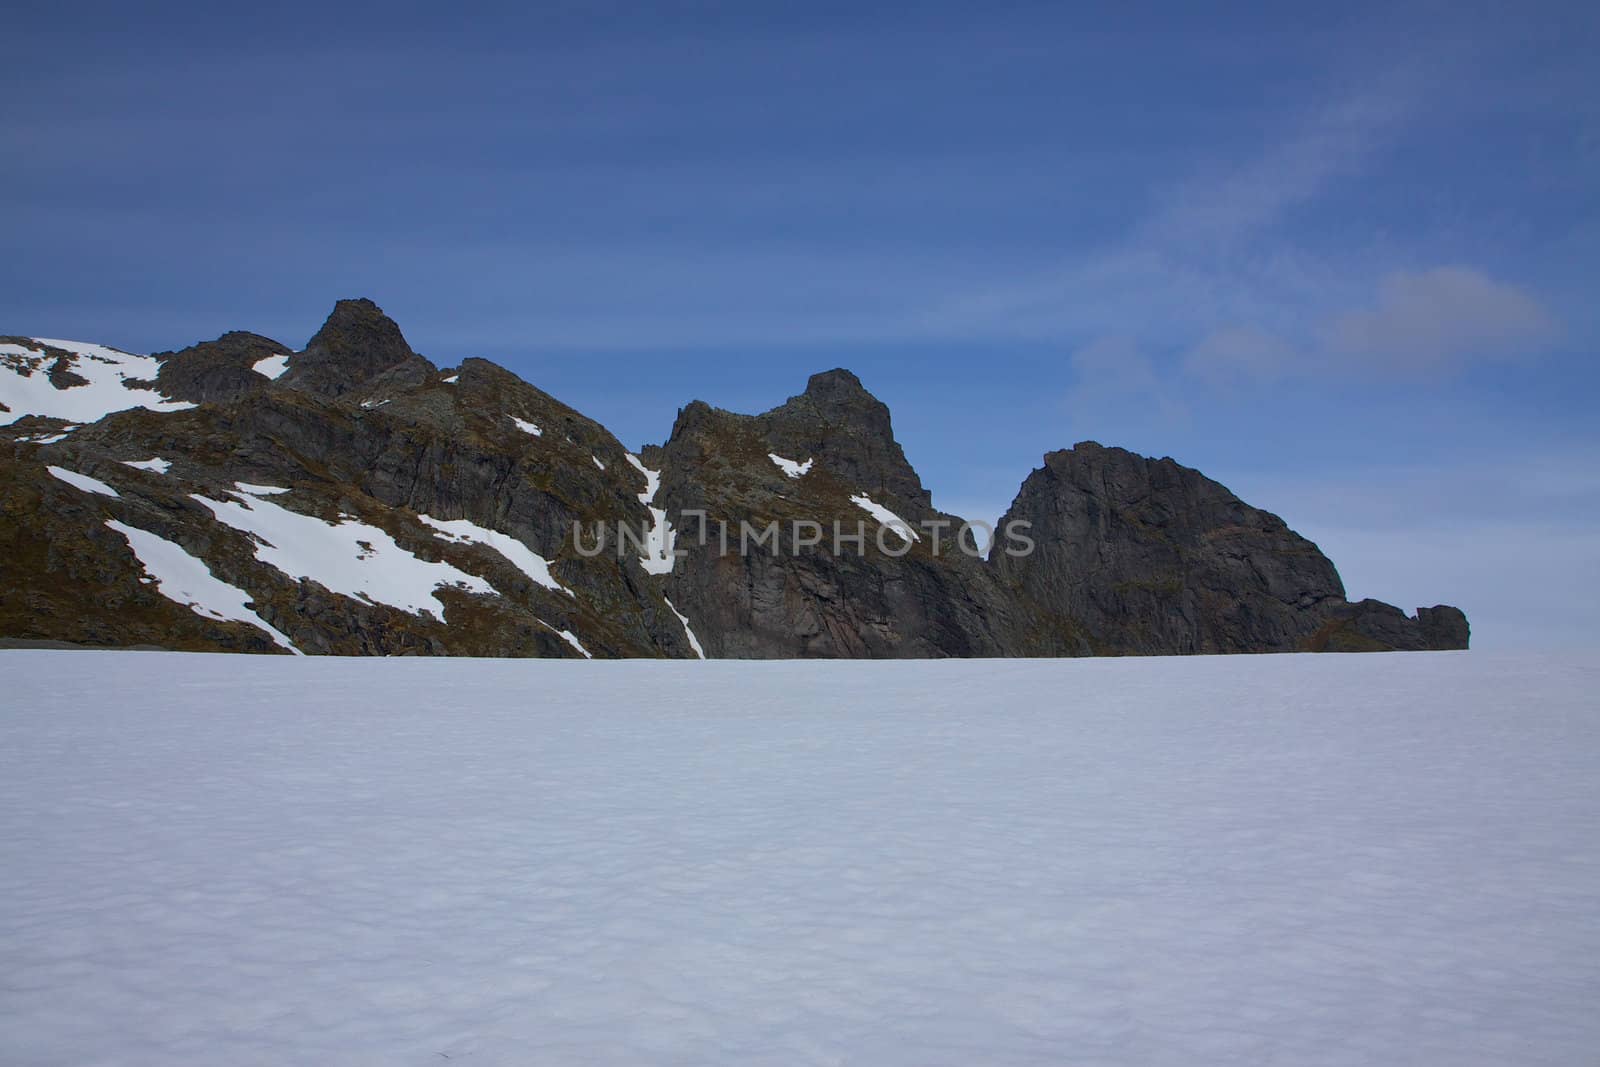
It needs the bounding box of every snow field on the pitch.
[195,486,493,618]
[418,514,570,597]
[104,521,300,653]
[1,339,196,424]
[0,651,1595,1066]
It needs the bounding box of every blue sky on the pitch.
[5,0,1597,648]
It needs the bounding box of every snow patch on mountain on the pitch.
[195,485,493,617]
[850,493,920,542]
[625,453,677,575]
[510,416,542,437]
[665,597,705,658]
[122,457,172,474]
[418,515,571,597]
[104,520,300,653]
[539,622,591,658]
[47,466,119,498]
[251,353,290,380]
[17,426,77,444]
[0,339,195,425]
[768,453,814,479]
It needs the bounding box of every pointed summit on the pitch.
[281,298,419,399]
[762,368,929,509]
[803,367,867,398]
[797,368,884,426]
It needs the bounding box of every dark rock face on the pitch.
[1308,600,1436,653]
[46,356,90,390]
[655,376,1013,658]
[1417,605,1471,650]
[990,443,1464,655]
[155,331,287,404]
[279,298,420,399]
[762,369,933,511]
[0,299,1470,657]
[0,454,288,653]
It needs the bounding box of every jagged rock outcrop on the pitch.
[155,331,288,404]
[656,370,1014,657]
[991,442,1465,655]
[279,298,425,399]
[1,301,1470,658]
[1,302,698,658]
[0,456,292,653]
[759,368,933,510]
[1417,605,1471,649]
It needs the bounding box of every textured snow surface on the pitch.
[418,514,571,596]
[0,338,196,425]
[768,453,814,479]
[850,492,920,542]
[104,520,300,653]
[250,353,290,380]
[46,465,118,498]
[0,652,1595,1067]
[195,485,493,617]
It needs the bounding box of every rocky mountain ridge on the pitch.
[1,299,1468,657]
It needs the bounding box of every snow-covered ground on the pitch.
[194,485,495,618]
[0,651,1595,1066]
[0,339,197,425]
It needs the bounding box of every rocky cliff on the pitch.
[990,443,1466,655]
[654,369,1016,658]
[1,300,1468,657]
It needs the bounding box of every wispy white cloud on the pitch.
[1064,335,1190,431]
[1182,326,1304,384]
[1173,266,1558,386]
[921,60,1447,347]
[1323,266,1558,373]
[1141,66,1433,247]
[1058,263,1558,461]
